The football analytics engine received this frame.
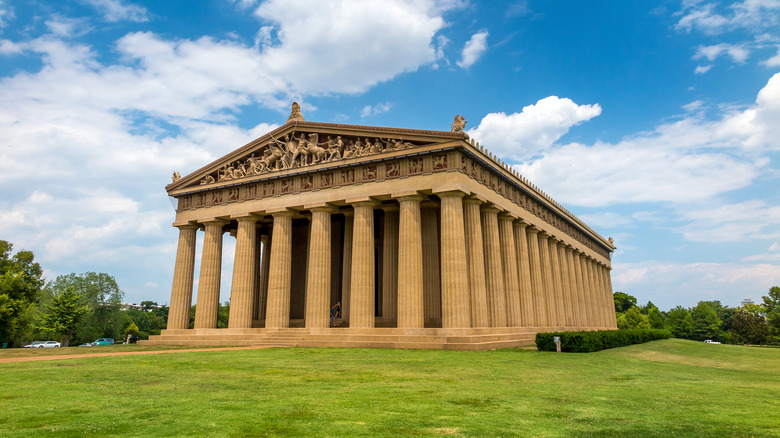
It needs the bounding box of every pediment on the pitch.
[166,121,466,195]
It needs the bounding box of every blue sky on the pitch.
[1,0,778,310]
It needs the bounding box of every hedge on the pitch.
[535,329,673,352]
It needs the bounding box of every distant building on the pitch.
[741,298,755,307]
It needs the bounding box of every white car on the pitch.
[704,340,721,344]
[23,341,61,348]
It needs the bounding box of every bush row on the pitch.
[535,329,673,352]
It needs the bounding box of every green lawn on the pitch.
[1,339,778,437]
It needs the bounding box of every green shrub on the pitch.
[536,329,673,352]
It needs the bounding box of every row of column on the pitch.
[166,191,617,331]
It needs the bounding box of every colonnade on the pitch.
[167,191,617,331]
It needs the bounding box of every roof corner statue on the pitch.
[287,101,305,122]
[147,106,618,350]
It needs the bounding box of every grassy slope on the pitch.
[0,339,778,437]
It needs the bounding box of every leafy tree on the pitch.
[731,305,769,345]
[40,289,89,347]
[613,292,637,313]
[691,301,722,341]
[0,241,44,346]
[44,273,125,344]
[762,286,780,342]
[667,306,694,339]
[218,301,230,328]
[617,306,649,329]
[647,305,667,329]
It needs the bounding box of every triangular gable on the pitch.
[166,121,466,195]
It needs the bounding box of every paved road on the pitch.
[0,346,272,363]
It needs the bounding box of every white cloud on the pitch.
[456,30,488,68]
[475,73,780,208]
[694,43,750,63]
[613,260,780,309]
[0,0,15,29]
[676,0,780,35]
[763,46,780,66]
[466,96,601,161]
[672,200,780,243]
[360,102,393,118]
[694,64,712,74]
[83,0,149,23]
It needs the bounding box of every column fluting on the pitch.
[397,195,425,328]
[481,206,507,327]
[556,241,574,328]
[305,207,333,328]
[526,227,547,327]
[194,220,227,329]
[463,198,489,327]
[265,212,293,328]
[537,232,555,327]
[228,216,258,329]
[438,191,471,329]
[421,203,441,322]
[499,215,522,327]
[350,201,378,328]
[167,224,198,330]
[341,212,353,322]
[514,221,535,327]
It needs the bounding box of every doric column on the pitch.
[463,198,489,327]
[585,257,600,327]
[341,212,353,322]
[228,215,258,329]
[381,205,399,323]
[537,232,555,327]
[599,263,613,328]
[578,253,594,327]
[547,237,565,327]
[513,221,535,327]
[481,206,507,327]
[525,227,547,327]
[438,191,471,329]
[556,241,574,328]
[499,215,522,327]
[265,211,294,329]
[257,233,270,322]
[167,224,198,330]
[606,266,617,328]
[350,201,378,328]
[305,207,333,328]
[421,202,441,322]
[194,219,228,329]
[565,246,583,328]
[397,195,425,328]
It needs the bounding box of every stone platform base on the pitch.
[141,326,606,351]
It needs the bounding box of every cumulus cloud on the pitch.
[83,0,149,23]
[466,96,602,161]
[694,64,712,74]
[676,0,780,35]
[456,30,488,68]
[763,46,780,66]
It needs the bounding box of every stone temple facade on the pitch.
[145,106,618,350]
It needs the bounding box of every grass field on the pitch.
[1,339,778,437]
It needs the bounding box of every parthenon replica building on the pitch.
[146,104,618,350]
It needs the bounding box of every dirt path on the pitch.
[0,346,273,364]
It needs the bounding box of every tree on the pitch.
[617,306,650,329]
[40,289,89,347]
[731,305,769,345]
[647,305,667,329]
[44,272,125,344]
[762,286,780,342]
[613,292,637,313]
[667,306,693,339]
[691,301,722,341]
[0,241,44,346]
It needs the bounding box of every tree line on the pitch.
[0,240,168,347]
[613,288,780,345]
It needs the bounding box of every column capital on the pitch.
[480,205,502,214]
[381,204,400,213]
[172,222,200,230]
[498,212,517,222]
[463,195,487,205]
[512,219,529,229]
[395,194,426,203]
[434,189,468,199]
[348,199,380,208]
[538,230,551,238]
[304,202,337,212]
[198,218,230,227]
[269,210,295,218]
[526,226,541,234]
[232,213,261,222]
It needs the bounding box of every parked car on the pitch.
[23,341,60,348]
[704,340,721,344]
[92,338,115,346]
[23,341,45,348]
[78,342,93,347]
